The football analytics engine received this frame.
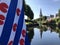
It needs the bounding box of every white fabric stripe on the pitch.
[0,0,11,37]
[7,0,23,44]
[18,20,26,45]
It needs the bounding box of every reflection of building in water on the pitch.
[27,28,34,43]
[48,27,53,33]
[59,32,60,38]
[49,27,53,33]
[40,29,43,39]
[49,26,60,38]
[39,26,47,39]
[50,29,53,33]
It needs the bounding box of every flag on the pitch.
[0,0,30,45]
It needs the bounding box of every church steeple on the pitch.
[39,9,43,21]
[40,9,43,18]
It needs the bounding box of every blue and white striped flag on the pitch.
[0,0,30,45]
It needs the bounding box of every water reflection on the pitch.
[27,25,60,45]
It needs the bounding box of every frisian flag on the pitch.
[0,0,30,45]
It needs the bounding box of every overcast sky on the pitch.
[25,0,60,19]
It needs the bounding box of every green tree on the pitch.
[24,0,34,20]
[43,16,47,20]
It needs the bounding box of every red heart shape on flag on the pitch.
[0,14,5,20]
[0,2,8,13]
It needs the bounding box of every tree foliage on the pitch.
[24,0,34,20]
[43,16,47,20]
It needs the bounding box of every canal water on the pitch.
[27,26,60,45]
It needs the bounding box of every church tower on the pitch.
[39,9,43,18]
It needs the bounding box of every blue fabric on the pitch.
[25,33,30,45]
[13,5,24,45]
[0,0,18,45]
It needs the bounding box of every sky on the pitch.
[25,0,60,19]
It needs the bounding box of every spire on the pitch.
[40,9,43,17]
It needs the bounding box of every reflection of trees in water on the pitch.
[38,25,60,38]
[27,25,60,44]
[38,25,47,39]
[40,30,43,39]
[59,32,60,38]
[27,28,34,43]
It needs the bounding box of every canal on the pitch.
[27,26,60,45]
